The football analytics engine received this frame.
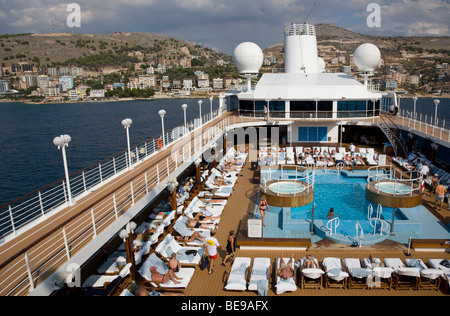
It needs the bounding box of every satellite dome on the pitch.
[317,57,326,72]
[353,43,381,72]
[233,42,263,75]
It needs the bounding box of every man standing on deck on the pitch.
[204,230,221,275]
[435,181,447,211]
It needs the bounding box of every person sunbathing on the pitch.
[150,266,182,284]
[173,231,205,243]
[185,217,214,230]
[168,253,182,274]
[191,212,220,223]
[303,254,319,269]
[277,253,295,280]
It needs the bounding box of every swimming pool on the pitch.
[267,181,306,194]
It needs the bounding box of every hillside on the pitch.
[0,32,232,70]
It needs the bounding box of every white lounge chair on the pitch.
[278,152,286,165]
[322,257,349,289]
[405,258,444,291]
[428,259,450,291]
[363,257,394,289]
[248,258,270,295]
[275,256,297,294]
[343,258,371,289]
[224,257,251,291]
[155,234,203,267]
[298,257,324,289]
[138,253,195,292]
[286,152,295,164]
[384,258,420,290]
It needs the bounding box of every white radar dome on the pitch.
[354,43,381,72]
[233,42,263,75]
[317,57,326,72]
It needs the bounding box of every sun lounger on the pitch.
[286,152,295,164]
[322,257,348,289]
[405,258,443,291]
[428,259,450,291]
[384,258,420,290]
[97,251,127,275]
[155,234,203,267]
[299,257,324,289]
[83,263,131,296]
[366,154,378,166]
[275,257,297,294]
[248,258,270,295]
[278,152,286,165]
[344,258,371,289]
[362,257,394,289]
[138,253,195,292]
[224,257,252,291]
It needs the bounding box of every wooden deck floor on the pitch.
[125,151,450,297]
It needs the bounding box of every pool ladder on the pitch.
[355,220,364,247]
[367,204,389,235]
[326,217,339,235]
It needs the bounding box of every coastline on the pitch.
[1,92,449,105]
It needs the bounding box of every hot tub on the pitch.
[267,181,306,195]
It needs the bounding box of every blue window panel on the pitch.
[298,127,308,141]
[318,127,327,142]
[308,127,318,142]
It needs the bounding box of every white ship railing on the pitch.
[366,165,422,197]
[0,108,222,241]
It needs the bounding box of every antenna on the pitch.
[305,0,320,24]
[51,20,55,33]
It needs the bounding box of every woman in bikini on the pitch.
[257,195,270,227]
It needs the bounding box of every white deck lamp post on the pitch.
[209,97,214,120]
[159,109,166,149]
[198,100,203,126]
[412,96,418,120]
[119,221,137,281]
[121,118,133,169]
[53,134,74,205]
[434,99,440,127]
[182,104,188,135]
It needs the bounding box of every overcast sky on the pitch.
[0,0,448,54]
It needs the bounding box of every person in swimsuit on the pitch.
[257,196,270,227]
[150,266,182,284]
[435,181,448,211]
[185,217,214,230]
[327,208,340,220]
[168,253,182,274]
[303,254,318,269]
[222,230,236,265]
[277,253,295,280]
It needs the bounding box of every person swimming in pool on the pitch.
[327,208,341,220]
[257,195,271,227]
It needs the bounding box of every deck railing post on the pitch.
[38,191,45,218]
[130,181,135,205]
[99,163,103,184]
[113,193,118,219]
[144,171,149,194]
[113,157,117,175]
[82,171,87,192]
[24,252,34,292]
[156,164,160,184]
[90,208,97,238]
[8,205,16,235]
[62,226,71,260]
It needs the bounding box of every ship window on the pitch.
[337,100,367,118]
[239,100,254,111]
[298,126,328,142]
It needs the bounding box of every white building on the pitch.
[183,79,194,91]
[213,78,224,90]
[89,89,106,98]
[197,73,210,88]
[59,76,74,90]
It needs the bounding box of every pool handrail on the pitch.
[260,165,315,197]
[366,165,422,197]
[326,217,339,235]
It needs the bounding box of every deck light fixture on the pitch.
[182,104,188,135]
[53,134,74,205]
[159,109,166,149]
[121,118,133,169]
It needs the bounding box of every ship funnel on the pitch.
[284,23,319,74]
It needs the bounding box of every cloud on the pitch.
[0,0,448,54]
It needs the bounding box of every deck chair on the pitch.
[138,253,195,292]
[405,258,443,291]
[155,234,203,268]
[83,263,131,296]
[278,152,286,165]
[298,257,324,289]
[343,258,371,289]
[173,217,210,246]
[286,152,295,164]
[428,259,450,291]
[384,258,420,290]
[248,258,270,295]
[322,257,349,289]
[275,256,297,294]
[363,257,394,290]
[224,257,251,291]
